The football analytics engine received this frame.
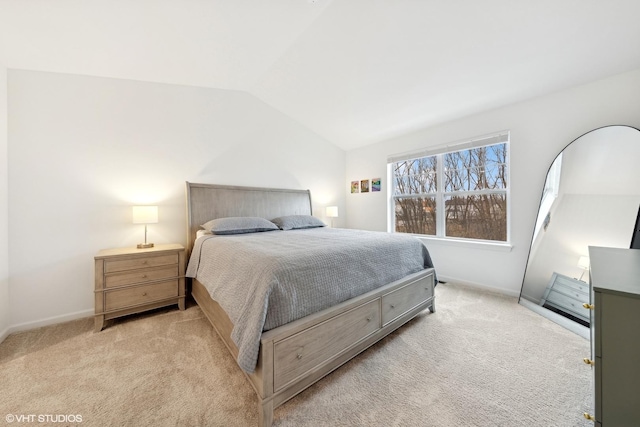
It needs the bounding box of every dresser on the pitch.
[94,243,186,332]
[584,246,640,426]
[540,272,590,325]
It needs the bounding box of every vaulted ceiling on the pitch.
[1,0,640,150]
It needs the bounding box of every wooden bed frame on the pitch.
[185,182,436,426]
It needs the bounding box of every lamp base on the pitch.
[137,243,154,249]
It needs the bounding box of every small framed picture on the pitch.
[361,179,370,193]
[351,181,360,193]
[372,178,381,192]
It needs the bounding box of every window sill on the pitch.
[414,235,513,252]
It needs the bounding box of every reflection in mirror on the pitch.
[519,125,640,336]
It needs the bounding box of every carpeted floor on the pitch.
[0,282,593,426]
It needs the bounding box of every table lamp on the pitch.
[326,206,338,228]
[577,256,590,281]
[132,205,158,249]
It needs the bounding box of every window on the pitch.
[390,132,509,242]
[533,152,562,241]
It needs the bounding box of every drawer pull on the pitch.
[296,353,302,360]
[142,274,148,279]
[142,260,148,265]
[583,303,594,310]
[366,317,371,322]
[583,358,595,366]
[142,292,147,296]
[583,413,595,421]
[390,304,395,309]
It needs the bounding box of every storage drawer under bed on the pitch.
[381,274,434,326]
[273,299,381,391]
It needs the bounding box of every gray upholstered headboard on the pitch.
[185,182,312,252]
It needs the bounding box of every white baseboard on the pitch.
[0,326,10,344]
[437,275,521,298]
[5,309,94,338]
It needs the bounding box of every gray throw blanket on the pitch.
[186,227,434,373]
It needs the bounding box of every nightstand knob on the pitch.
[142,260,148,265]
[142,292,147,296]
[583,358,595,366]
[583,303,594,310]
[296,353,302,360]
[390,304,395,309]
[142,274,148,279]
[583,413,595,421]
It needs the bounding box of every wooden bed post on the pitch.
[258,400,274,427]
[257,336,275,426]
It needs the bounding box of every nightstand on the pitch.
[94,243,186,332]
[540,272,590,326]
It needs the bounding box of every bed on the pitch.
[185,182,436,426]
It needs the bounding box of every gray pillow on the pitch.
[201,217,279,235]
[271,215,326,231]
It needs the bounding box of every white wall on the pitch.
[345,68,640,296]
[0,64,9,340]
[7,70,345,330]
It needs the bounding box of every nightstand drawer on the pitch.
[105,253,179,273]
[104,280,179,311]
[553,275,589,294]
[105,265,179,288]
[549,280,589,302]
[546,290,589,318]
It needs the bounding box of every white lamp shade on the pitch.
[326,206,338,218]
[577,256,590,270]
[132,206,158,224]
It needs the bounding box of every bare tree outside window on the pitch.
[392,140,508,242]
[393,156,437,235]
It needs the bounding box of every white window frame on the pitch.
[388,131,511,245]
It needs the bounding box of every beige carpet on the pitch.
[0,283,593,426]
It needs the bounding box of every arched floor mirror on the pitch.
[519,125,640,338]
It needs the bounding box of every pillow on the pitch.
[201,217,279,235]
[271,215,326,231]
[196,229,212,239]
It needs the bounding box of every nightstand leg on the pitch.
[94,315,104,332]
[178,297,185,311]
